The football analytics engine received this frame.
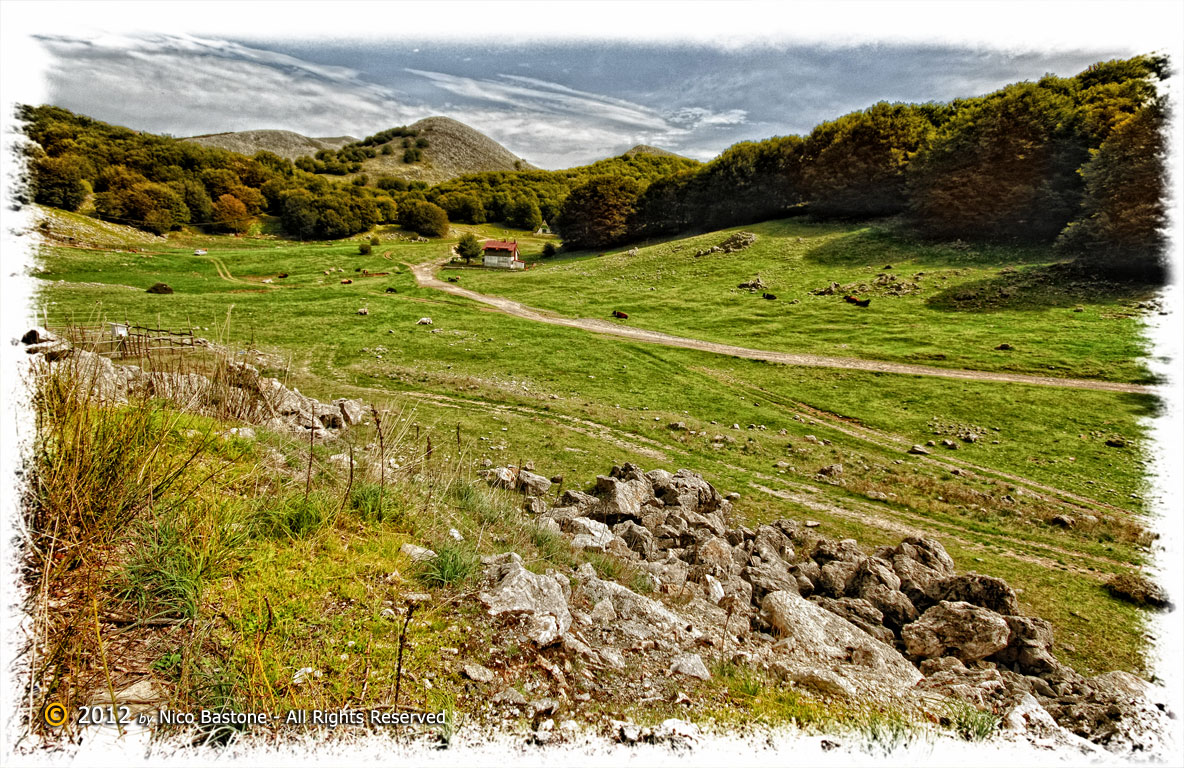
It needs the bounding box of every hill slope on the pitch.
[621,144,687,160]
[352,116,536,184]
[182,129,357,160]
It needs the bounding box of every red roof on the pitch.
[482,240,518,252]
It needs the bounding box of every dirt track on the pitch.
[411,258,1153,395]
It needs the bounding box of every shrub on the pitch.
[399,199,450,238]
[369,236,381,246]
[542,242,557,257]
[359,242,372,255]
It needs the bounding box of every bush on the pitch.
[359,242,372,255]
[542,242,557,257]
[369,236,381,246]
[399,199,450,237]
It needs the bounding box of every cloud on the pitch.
[35,33,428,138]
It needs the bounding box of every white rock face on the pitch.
[761,589,922,695]
[478,561,572,646]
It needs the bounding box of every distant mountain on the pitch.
[621,144,687,160]
[183,117,535,184]
[182,129,357,160]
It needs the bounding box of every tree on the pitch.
[212,193,250,233]
[30,154,88,211]
[801,103,936,218]
[399,199,450,237]
[1056,101,1168,282]
[457,232,482,263]
[908,82,1085,242]
[556,175,641,249]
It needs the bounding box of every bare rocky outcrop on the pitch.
[22,331,368,439]
[469,460,1174,754]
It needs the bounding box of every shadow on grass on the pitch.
[802,224,1056,270]
[924,262,1158,313]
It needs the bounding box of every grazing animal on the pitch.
[447,277,459,283]
[612,310,629,319]
[385,287,397,294]
[855,297,871,307]
[341,279,353,285]
[843,295,859,304]
[277,273,288,278]
[762,293,777,300]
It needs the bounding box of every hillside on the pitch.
[347,116,536,184]
[182,129,357,160]
[621,143,686,160]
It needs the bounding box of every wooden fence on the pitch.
[50,323,203,359]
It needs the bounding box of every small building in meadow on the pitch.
[482,240,524,270]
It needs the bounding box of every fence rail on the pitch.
[48,323,204,359]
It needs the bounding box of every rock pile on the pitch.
[21,330,367,439]
[471,461,1172,753]
[694,231,756,258]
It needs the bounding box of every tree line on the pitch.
[18,54,1170,279]
[555,55,1170,281]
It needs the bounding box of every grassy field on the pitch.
[28,208,1161,695]
[450,219,1158,384]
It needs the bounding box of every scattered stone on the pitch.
[399,543,437,563]
[417,317,433,325]
[667,653,711,681]
[909,445,931,455]
[462,663,496,684]
[479,559,572,646]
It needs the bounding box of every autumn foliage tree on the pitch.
[1057,100,1169,281]
[212,193,250,233]
[556,175,641,249]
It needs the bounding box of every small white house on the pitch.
[482,240,524,270]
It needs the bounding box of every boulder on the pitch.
[815,560,858,598]
[569,517,613,551]
[518,470,552,497]
[862,583,918,632]
[990,615,1061,676]
[21,327,57,345]
[929,572,1020,615]
[742,560,798,603]
[579,572,687,639]
[901,600,1011,662]
[478,557,572,646]
[812,597,895,645]
[848,557,902,596]
[594,474,653,524]
[694,536,734,571]
[1105,572,1173,610]
[810,538,863,565]
[788,669,857,699]
[613,520,654,557]
[761,590,922,695]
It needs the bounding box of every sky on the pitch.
[29,32,1137,169]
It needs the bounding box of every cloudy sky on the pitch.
[31,31,1135,169]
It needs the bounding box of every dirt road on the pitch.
[411,258,1154,395]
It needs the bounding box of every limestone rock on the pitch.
[902,600,1011,662]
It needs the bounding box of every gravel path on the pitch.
[411,258,1153,395]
